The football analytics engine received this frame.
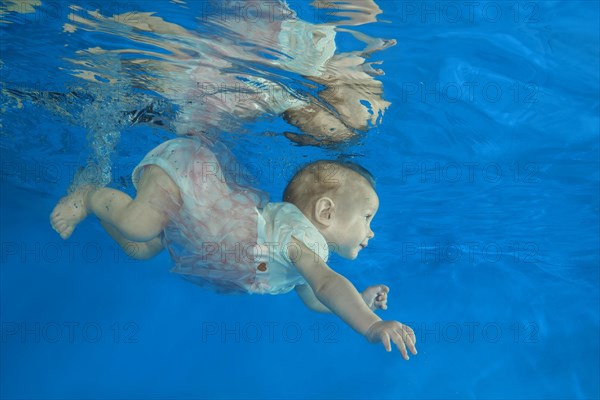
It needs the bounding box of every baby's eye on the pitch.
[365,214,372,220]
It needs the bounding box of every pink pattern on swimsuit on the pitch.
[133,135,269,293]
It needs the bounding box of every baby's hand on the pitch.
[361,285,389,311]
[365,321,417,360]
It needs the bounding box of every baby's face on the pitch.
[328,180,379,260]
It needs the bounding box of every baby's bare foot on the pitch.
[50,186,94,239]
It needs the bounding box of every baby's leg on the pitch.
[50,165,181,242]
[100,220,164,260]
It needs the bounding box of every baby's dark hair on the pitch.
[283,160,376,212]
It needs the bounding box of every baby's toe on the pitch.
[51,213,63,225]
[60,227,73,239]
[52,218,63,228]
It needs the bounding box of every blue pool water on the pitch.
[1,1,598,399]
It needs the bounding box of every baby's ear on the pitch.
[314,197,335,225]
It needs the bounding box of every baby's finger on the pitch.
[403,325,417,345]
[398,325,417,354]
[381,331,392,352]
[375,298,388,310]
[409,330,417,346]
[404,331,418,355]
[392,333,409,360]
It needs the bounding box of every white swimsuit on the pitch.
[132,136,329,294]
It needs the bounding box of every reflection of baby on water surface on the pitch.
[197,0,394,144]
[70,0,395,143]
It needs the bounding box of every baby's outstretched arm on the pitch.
[295,284,389,313]
[291,238,417,359]
[295,284,331,313]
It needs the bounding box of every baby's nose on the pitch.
[368,229,375,239]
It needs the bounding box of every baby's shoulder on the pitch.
[260,201,304,223]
